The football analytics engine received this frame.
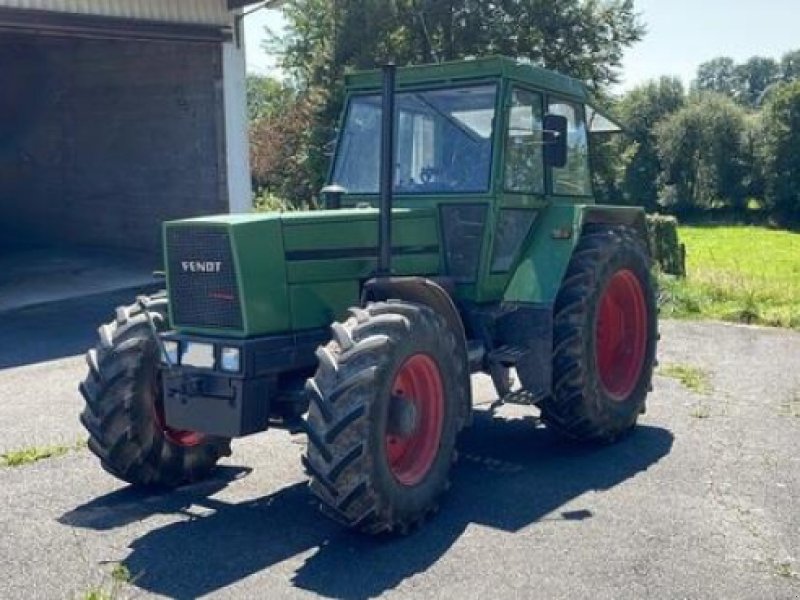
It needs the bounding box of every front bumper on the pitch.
[160,329,327,438]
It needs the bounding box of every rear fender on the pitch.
[503,203,648,305]
[581,206,649,249]
[497,204,647,399]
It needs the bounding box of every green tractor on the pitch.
[79,57,657,535]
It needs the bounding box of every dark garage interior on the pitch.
[0,29,231,310]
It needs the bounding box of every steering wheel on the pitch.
[420,167,440,185]
[448,139,488,190]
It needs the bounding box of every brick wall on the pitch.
[0,34,228,253]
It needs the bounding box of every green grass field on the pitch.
[659,225,800,330]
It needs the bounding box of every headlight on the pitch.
[162,341,180,365]
[182,342,215,369]
[220,347,241,373]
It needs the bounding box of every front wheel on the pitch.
[79,293,231,488]
[538,225,658,443]
[303,301,468,534]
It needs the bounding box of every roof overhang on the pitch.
[0,0,233,28]
[0,2,234,42]
[0,10,231,42]
[227,0,287,8]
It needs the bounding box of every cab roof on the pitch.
[344,55,590,103]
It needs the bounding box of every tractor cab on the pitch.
[330,57,623,204]
[323,57,625,303]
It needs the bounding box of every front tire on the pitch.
[539,225,658,443]
[303,301,468,534]
[79,293,231,488]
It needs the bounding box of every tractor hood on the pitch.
[163,208,441,338]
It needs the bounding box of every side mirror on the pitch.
[321,184,347,210]
[543,114,568,169]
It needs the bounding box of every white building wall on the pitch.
[222,34,252,214]
[0,0,230,26]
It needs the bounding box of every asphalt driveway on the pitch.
[0,295,798,599]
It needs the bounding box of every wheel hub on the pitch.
[385,354,445,487]
[595,269,648,401]
[387,395,419,438]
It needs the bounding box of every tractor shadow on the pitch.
[62,412,673,600]
[59,466,252,531]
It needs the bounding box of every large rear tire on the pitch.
[539,225,658,443]
[79,293,231,488]
[303,301,468,534]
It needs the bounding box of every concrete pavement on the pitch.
[0,297,798,599]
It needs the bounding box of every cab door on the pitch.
[480,85,547,301]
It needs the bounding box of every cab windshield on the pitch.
[332,84,498,195]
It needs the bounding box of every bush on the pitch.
[655,93,750,216]
[761,81,800,224]
[253,189,289,212]
[249,88,328,208]
[253,188,315,213]
[646,214,686,276]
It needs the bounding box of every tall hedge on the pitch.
[761,81,800,224]
[646,215,686,277]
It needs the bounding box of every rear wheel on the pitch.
[539,225,658,442]
[303,301,467,534]
[79,293,230,488]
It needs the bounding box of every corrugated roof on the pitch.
[0,0,231,26]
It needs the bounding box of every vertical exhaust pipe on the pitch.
[377,63,396,277]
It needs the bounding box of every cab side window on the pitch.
[504,88,544,194]
[547,100,591,196]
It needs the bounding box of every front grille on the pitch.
[166,226,243,330]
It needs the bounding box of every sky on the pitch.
[243,8,283,77]
[243,1,800,90]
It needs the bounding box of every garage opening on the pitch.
[0,21,233,311]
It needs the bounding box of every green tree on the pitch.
[735,56,780,106]
[246,75,327,205]
[247,75,294,122]
[741,112,767,205]
[780,49,800,82]
[694,57,739,98]
[610,77,686,210]
[655,94,750,214]
[761,81,800,223]
[276,0,645,92]
[250,89,328,205]
[694,55,782,107]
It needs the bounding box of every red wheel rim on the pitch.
[595,269,648,401]
[385,354,445,487]
[162,421,205,448]
[151,380,205,448]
